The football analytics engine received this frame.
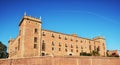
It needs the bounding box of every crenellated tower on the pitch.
[19,14,42,57]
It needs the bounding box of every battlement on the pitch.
[92,36,105,40]
[19,15,41,26]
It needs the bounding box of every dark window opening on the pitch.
[52,47,54,51]
[97,46,100,51]
[81,40,83,43]
[52,41,54,46]
[65,49,67,52]
[71,39,73,41]
[76,40,78,42]
[59,35,61,39]
[42,32,45,36]
[52,34,55,38]
[59,42,61,47]
[89,45,91,50]
[42,41,45,51]
[59,48,61,51]
[34,28,38,33]
[65,37,67,40]
[34,44,37,49]
[71,49,73,52]
[41,53,45,56]
[69,54,72,56]
[76,50,78,52]
[65,44,67,47]
[34,37,37,43]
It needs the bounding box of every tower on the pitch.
[93,36,106,56]
[19,14,42,57]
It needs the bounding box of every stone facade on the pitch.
[8,15,106,58]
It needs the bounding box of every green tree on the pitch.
[0,41,8,58]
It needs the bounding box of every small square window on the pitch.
[42,32,45,36]
[34,37,37,43]
[59,48,61,51]
[59,35,61,39]
[34,44,37,49]
[65,37,67,40]
[52,47,54,50]
[52,34,55,38]
[65,49,67,52]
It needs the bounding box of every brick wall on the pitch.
[0,56,120,65]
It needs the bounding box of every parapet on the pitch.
[19,15,42,26]
[92,36,105,40]
[71,34,77,37]
[23,15,41,22]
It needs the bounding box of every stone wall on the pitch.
[0,56,120,65]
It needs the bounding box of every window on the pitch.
[41,53,45,56]
[81,40,83,43]
[65,44,67,47]
[65,49,67,52]
[34,37,37,43]
[42,32,45,36]
[34,44,37,49]
[65,37,67,40]
[42,40,45,51]
[18,39,20,50]
[59,48,61,51]
[71,49,73,52]
[89,45,91,50]
[71,44,73,48]
[76,40,78,42]
[71,39,73,41]
[89,41,91,43]
[52,47,54,51]
[52,41,54,46]
[59,42,61,47]
[52,34,55,38]
[97,46,100,51]
[59,35,61,39]
[76,50,78,52]
[34,28,38,33]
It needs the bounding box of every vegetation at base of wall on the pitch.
[106,50,119,57]
[91,50,100,56]
[80,52,92,56]
[80,50,100,56]
[0,41,8,59]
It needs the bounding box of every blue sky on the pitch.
[0,0,120,51]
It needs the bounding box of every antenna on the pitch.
[39,16,41,20]
[24,11,26,16]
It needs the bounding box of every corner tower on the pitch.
[19,14,42,57]
[93,36,106,56]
